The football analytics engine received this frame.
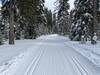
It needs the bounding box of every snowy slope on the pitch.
[65,41,100,67]
[0,34,100,75]
[0,40,38,64]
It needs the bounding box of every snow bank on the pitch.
[36,34,68,42]
[0,40,36,65]
[0,52,25,75]
[0,39,43,75]
[65,41,100,67]
[37,34,59,39]
[0,43,41,75]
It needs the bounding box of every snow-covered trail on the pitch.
[0,34,100,75]
[24,35,100,75]
[29,41,99,75]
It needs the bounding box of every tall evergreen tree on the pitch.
[0,14,4,45]
[70,0,94,41]
[1,0,47,40]
[0,31,3,45]
[1,0,15,44]
[52,13,58,33]
[0,21,3,45]
[44,8,53,33]
[34,0,47,36]
[16,0,47,38]
[56,0,70,35]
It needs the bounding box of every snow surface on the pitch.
[65,41,100,67]
[0,34,100,75]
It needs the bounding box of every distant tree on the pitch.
[44,8,53,33]
[52,13,58,33]
[56,0,70,35]
[34,0,47,36]
[16,0,47,38]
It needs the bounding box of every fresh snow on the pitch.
[0,34,100,75]
[65,41,100,67]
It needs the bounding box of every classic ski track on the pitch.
[71,56,89,75]
[24,49,44,75]
[59,49,76,75]
[63,43,90,75]
[62,49,82,75]
[62,50,89,75]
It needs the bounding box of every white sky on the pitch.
[0,1,1,10]
[0,0,74,11]
[0,1,1,6]
[45,0,75,12]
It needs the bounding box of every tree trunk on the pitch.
[9,0,15,44]
[93,0,97,35]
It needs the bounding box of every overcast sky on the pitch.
[0,1,1,6]
[45,0,75,12]
[0,0,75,11]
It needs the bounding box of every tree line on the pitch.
[70,0,99,41]
[0,0,54,44]
[0,0,70,45]
[0,0,98,45]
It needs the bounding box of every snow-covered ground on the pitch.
[0,34,100,75]
[65,41,100,67]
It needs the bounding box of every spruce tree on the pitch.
[0,22,3,45]
[52,13,58,33]
[70,0,94,41]
[35,0,47,35]
[1,0,48,40]
[2,0,17,44]
[0,20,4,45]
[16,0,47,37]
[56,0,70,35]
[2,0,48,39]
[0,31,3,45]
[44,8,53,33]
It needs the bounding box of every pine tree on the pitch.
[16,0,37,39]
[70,0,94,41]
[16,0,47,37]
[2,0,47,39]
[35,0,47,36]
[56,0,70,35]
[0,27,3,45]
[0,20,3,45]
[1,0,49,40]
[44,8,53,33]
[0,24,2,45]
[52,13,58,33]
[1,0,16,44]
[0,32,2,45]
